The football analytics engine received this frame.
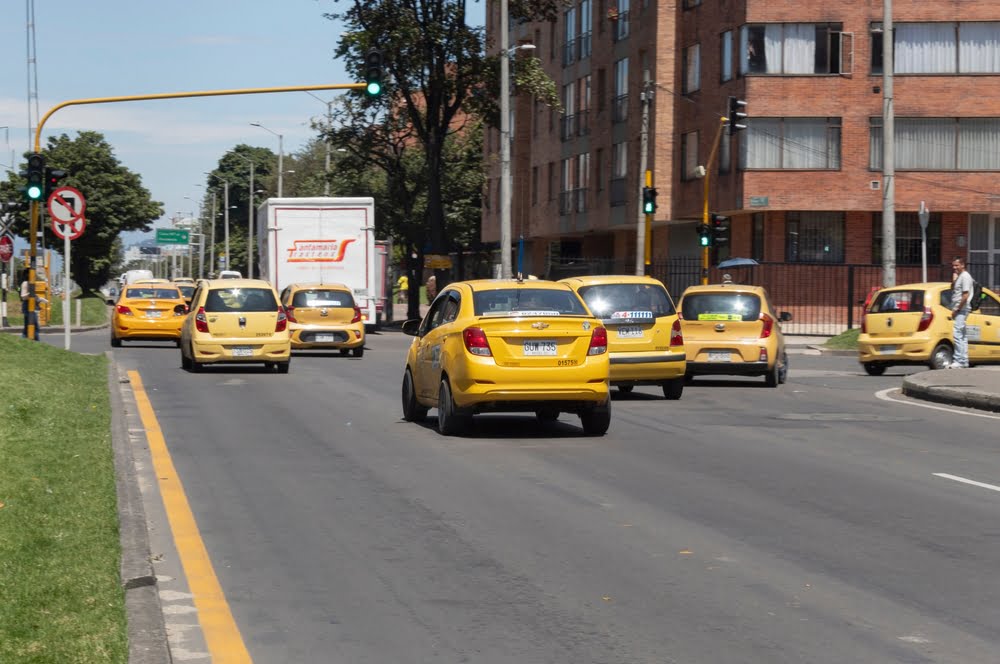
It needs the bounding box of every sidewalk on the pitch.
[902,367,1000,413]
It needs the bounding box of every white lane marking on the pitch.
[933,473,1000,494]
[875,388,1000,420]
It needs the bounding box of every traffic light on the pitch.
[44,167,68,201]
[642,186,658,214]
[25,153,45,201]
[697,224,713,248]
[727,96,747,135]
[711,213,730,247]
[364,48,384,96]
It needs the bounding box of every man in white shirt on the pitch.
[949,256,974,369]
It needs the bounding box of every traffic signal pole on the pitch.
[634,72,652,276]
[24,81,367,340]
[701,117,728,285]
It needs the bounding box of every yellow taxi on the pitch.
[179,278,291,373]
[560,275,686,398]
[400,279,611,435]
[857,282,1000,374]
[172,278,196,305]
[677,278,791,386]
[278,282,366,356]
[110,282,189,347]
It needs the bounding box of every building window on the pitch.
[610,141,627,206]
[785,211,845,263]
[683,43,701,93]
[579,0,592,59]
[576,152,591,212]
[872,212,941,265]
[560,157,576,215]
[683,0,702,7]
[563,7,578,66]
[721,30,734,81]
[681,131,700,180]
[613,57,629,123]
[740,23,844,75]
[532,166,539,205]
[873,22,1000,75]
[718,132,731,174]
[870,117,1000,170]
[613,0,630,42]
[561,82,577,141]
[751,213,764,260]
[742,117,842,169]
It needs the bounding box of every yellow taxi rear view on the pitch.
[560,275,686,399]
[400,279,611,435]
[279,283,366,356]
[180,278,291,373]
[111,283,188,347]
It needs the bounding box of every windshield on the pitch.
[292,289,354,308]
[682,293,762,322]
[472,288,589,316]
[126,288,183,300]
[177,286,195,298]
[870,290,924,313]
[204,287,278,313]
[578,283,675,319]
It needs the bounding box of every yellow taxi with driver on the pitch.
[110,282,189,347]
[677,278,791,386]
[560,274,686,398]
[172,278,196,305]
[401,279,611,436]
[179,278,291,373]
[857,282,1000,374]
[278,282,366,356]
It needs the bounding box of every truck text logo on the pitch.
[286,238,356,263]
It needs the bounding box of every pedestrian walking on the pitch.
[949,256,974,369]
[396,274,409,304]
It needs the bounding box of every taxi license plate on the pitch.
[524,340,557,356]
[231,346,253,357]
[617,326,643,338]
[878,345,899,354]
[707,351,731,362]
[315,334,335,342]
[145,310,162,319]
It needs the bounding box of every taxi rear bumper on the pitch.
[609,351,686,382]
[190,338,291,363]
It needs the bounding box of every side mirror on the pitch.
[401,319,422,336]
[779,311,792,322]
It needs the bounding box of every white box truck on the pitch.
[257,197,378,328]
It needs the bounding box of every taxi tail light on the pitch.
[861,312,868,334]
[285,306,297,323]
[670,319,683,347]
[116,305,133,316]
[195,307,209,333]
[351,306,362,324]
[759,346,768,363]
[275,307,288,332]
[463,326,493,357]
[588,326,608,355]
[759,312,774,339]
[917,306,934,332]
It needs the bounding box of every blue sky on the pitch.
[0,0,485,254]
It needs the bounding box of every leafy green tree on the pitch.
[0,131,163,293]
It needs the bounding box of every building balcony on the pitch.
[562,38,578,67]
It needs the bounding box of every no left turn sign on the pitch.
[47,186,86,224]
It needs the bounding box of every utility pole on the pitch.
[224,180,230,269]
[210,192,217,276]
[701,117,728,284]
[499,0,512,279]
[635,71,652,276]
[882,0,896,287]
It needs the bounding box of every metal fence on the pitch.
[544,257,999,336]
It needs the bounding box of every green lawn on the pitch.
[824,328,860,350]
[3,291,109,328]
[0,334,126,663]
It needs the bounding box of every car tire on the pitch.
[174,339,182,348]
[618,385,634,393]
[535,408,560,422]
[684,373,695,384]
[863,362,887,376]
[352,347,365,358]
[401,368,428,422]
[579,402,611,436]
[339,349,350,357]
[662,378,684,400]
[277,361,290,374]
[437,378,469,436]
[765,360,780,387]
[188,344,203,373]
[110,333,122,348]
[181,350,192,371]
[778,352,789,384]
[930,343,954,370]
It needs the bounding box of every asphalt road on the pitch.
[60,328,1000,663]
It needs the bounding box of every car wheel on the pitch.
[535,408,559,422]
[618,385,634,393]
[277,361,290,374]
[684,373,695,384]
[188,344,202,373]
[778,352,789,384]
[765,360,780,387]
[863,362,887,376]
[181,350,192,371]
[110,333,122,348]
[579,402,611,436]
[339,349,350,357]
[401,368,428,422]
[352,347,365,358]
[662,378,684,400]
[174,339,182,348]
[929,343,953,370]
[437,378,469,436]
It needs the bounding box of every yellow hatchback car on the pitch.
[110,283,189,347]
[172,278,196,305]
[180,278,291,373]
[678,279,791,386]
[400,279,611,435]
[279,282,366,356]
[857,282,1000,374]
[560,275,686,399]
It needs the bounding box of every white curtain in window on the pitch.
[959,119,1000,169]
[960,23,1000,73]
[684,132,699,178]
[783,24,816,73]
[565,8,576,42]
[897,119,955,169]
[896,23,955,73]
[564,83,576,115]
[764,24,783,74]
[613,142,627,177]
[578,153,591,188]
[869,123,883,169]
[686,44,701,92]
[743,119,782,168]
[783,119,833,168]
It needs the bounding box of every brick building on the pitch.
[482,0,1000,291]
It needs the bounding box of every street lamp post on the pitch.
[306,92,334,196]
[250,122,284,197]
[205,172,230,271]
[499,32,535,279]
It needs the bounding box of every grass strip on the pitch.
[0,334,126,663]
[4,292,109,328]
[824,327,860,350]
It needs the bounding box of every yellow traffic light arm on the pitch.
[701,116,728,285]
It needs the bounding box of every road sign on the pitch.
[0,234,13,262]
[47,186,86,223]
[156,228,190,245]
[52,216,86,241]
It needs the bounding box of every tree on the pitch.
[0,132,163,294]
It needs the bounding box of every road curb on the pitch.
[902,374,1000,413]
[810,345,857,357]
[1,323,109,334]
[107,356,171,663]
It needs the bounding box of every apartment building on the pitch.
[483,0,1000,287]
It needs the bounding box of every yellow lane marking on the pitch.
[129,370,253,663]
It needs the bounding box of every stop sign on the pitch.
[0,235,13,263]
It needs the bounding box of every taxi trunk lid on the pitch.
[864,289,930,337]
[207,311,281,338]
[127,299,185,319]
[474,316,599,367]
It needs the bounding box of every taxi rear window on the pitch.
[177,286,195,298]
[204,287,278,313]
[577,283,675,320]
[292,289,354,308]
[870,290,924,313]
[682,293,761,322]
[472,288,588,316]
[126,288,182,300]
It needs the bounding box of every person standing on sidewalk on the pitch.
[949,256,974,369]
